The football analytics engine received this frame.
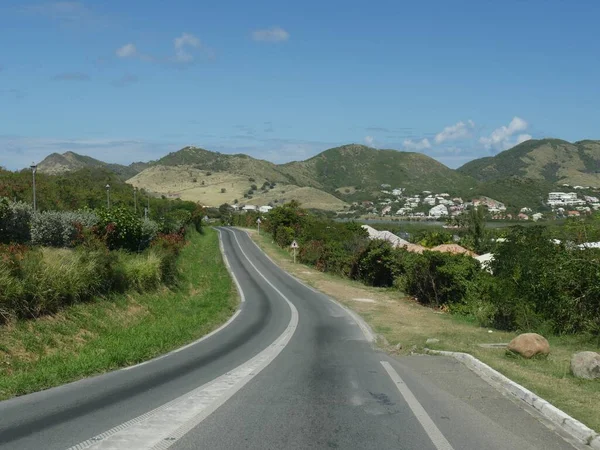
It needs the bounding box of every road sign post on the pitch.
[290,240,299,264]
[257,218,262,235]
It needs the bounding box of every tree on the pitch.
[464,206,487,253]
[220,188,226,193]
[250,184,257,191]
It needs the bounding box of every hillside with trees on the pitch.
[458,139,600,186]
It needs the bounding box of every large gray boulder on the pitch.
[507,333,550,358]
[571,351,600,380]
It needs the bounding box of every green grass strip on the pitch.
[0,228,238,400]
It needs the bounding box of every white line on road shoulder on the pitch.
[237,227,376,343]
[68,228,299,450]
[119,229,243,372]
[380,361,454,450]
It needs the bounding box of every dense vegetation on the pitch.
[0,181,203,323]
[0,167,201,221]
[234,203,600,341]
[279,144,476,194]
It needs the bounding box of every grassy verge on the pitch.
[246,228,600,432]
[0,228,237,400]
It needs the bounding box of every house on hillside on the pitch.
[362,201,374,208]
[429,204,448,218]
[517,213,529,220]
[520,207,532,214]
[423,196,436,206]
[568,210,581,217]
[259,205,273,213]
[242,205,257,212]
[381,205,392,216]
[532,213,544,221]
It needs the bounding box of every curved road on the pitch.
[0,227,578,449]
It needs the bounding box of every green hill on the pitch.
[37,151,148,180]
[155,147,298,184]
[279,144,476,193]
[458,139,600,187]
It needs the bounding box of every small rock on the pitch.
[426,338,440,345]
[394,343,403,351]
[507,333,550,359]
[571,351,600,380]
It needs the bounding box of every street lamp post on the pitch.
[106,184,111,208]
[30,163,37,213]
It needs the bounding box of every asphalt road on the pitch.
[0,227,579,450]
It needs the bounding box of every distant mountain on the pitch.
[37,151,148,180]
[279,144,476,193]
[458,139,600,187]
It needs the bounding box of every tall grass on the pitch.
[0,236,182,322]
[0,228,237,399]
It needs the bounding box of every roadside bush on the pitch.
[0,198,32,244]
[478,226,600,335]
[151,232,186,285]
[30,210,98,247]
[140,218,160,248]
[95,207,144,251]
[275,226,295,247]
[355,241,404,287]
[397,251,480,308]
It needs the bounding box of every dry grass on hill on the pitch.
[127,165,348,210]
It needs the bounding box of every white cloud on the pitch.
[252,26,290,42]
[116,43,137,58]
[403,138,431,151]
[173,33,201,63]
[434,120,475,144]
[479,116,530,151]
[364,136,374,146]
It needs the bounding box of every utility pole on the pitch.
[256,217,262,234]
[30,162,37,213]
[106,184,111,208]
[134,187,137,214]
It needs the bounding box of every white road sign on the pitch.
[290,240,299,249]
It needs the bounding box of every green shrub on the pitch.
[0,198,32,244]
[398,251,480,308]
[355,241,404,287]
[95,207,144,251]
[275,226,295,247]
[30,210,98,247]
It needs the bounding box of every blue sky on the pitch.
[1,0,599,170]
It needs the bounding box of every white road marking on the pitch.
[120,230,243,372]
[217,228,245,303]
[380,361,454,450]
[67,228,299,450]
[238,228,376,343]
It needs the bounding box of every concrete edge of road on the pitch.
[425,348,600,449]
[236,227,376,343]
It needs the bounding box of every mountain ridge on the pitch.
[458,138,600,186]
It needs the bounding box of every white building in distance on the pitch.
[429,204,448,218]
